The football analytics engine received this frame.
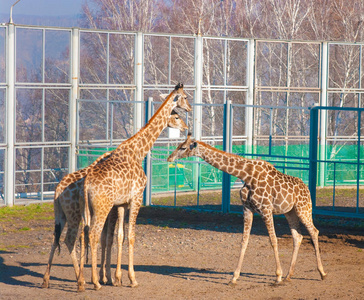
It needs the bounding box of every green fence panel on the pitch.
[76,144,364,196]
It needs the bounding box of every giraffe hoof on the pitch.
[41,281,49,289]
[272,280,284,286]
[320,273,327,280]
[130,282,139,288]
[113,280,122,287]
[228,280,237,287]
[283,277,291,282]
[94,283,102,291]
[77,285,85,293]
[99,277,107,285]
[100,279,113,286]
[107,280,114,286]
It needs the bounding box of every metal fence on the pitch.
[1,23,363,218]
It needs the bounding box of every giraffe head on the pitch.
[168,110,188,131]
[173,83,192,112]
[159,83,192,112]
[167,132,197,162]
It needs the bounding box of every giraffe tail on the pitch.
[54,223,62,255]
[84,225,90,264]
[53,195,63,255]
[82,178,91,262]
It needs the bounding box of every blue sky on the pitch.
[0,0,84,17]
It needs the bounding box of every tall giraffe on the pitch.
[97,110,189,287]
[167,134,327,285]
[79,83,191,291]
[42,110,188,289]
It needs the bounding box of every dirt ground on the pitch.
[0,206,363,300]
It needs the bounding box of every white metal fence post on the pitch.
[5,24,15,207]
[246,39,255,155]
[69,28,79,173]
[194,35,203,140]
[319,42,328,187]
[192,34,203,191]
[134,32,144,134]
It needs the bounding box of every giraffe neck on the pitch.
[114,91,177,163]
[196,141,256,184]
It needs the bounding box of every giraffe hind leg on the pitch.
[42,215,66,288]
[88,205,113,291]
[64,217,82,282]
[99,216,109,285]
[100,206,118,286]
[114,205,127,286]
[297,211,327,280]
[284,209,303,282]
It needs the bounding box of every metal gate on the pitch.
[309,106,364,218]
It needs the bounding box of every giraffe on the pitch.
[167,134,327,286]
[42,110,188,290]
[97,110,189,287]
[41,150,111,289]
[79,83,191,291]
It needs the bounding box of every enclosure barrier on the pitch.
[1,23,363,219]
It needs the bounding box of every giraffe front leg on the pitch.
[114,205,126,286]
[127,198,142,288]
[262,213,283,285]
[99,218,109,285]
[229,208,253,286]
[105,207,118,285]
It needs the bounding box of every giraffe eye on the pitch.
[180,147,187,151]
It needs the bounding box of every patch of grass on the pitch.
[0,203,54,222]
[19,227,31,231]
[1,244,31,250]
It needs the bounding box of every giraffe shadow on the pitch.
[133,264,230,285]
[127,265,319,285]
[0,254,77,290]
[238,272,319,285]
[137,205,293,237]
[0,254,43,288]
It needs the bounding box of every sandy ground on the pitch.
[0,207,363,300]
